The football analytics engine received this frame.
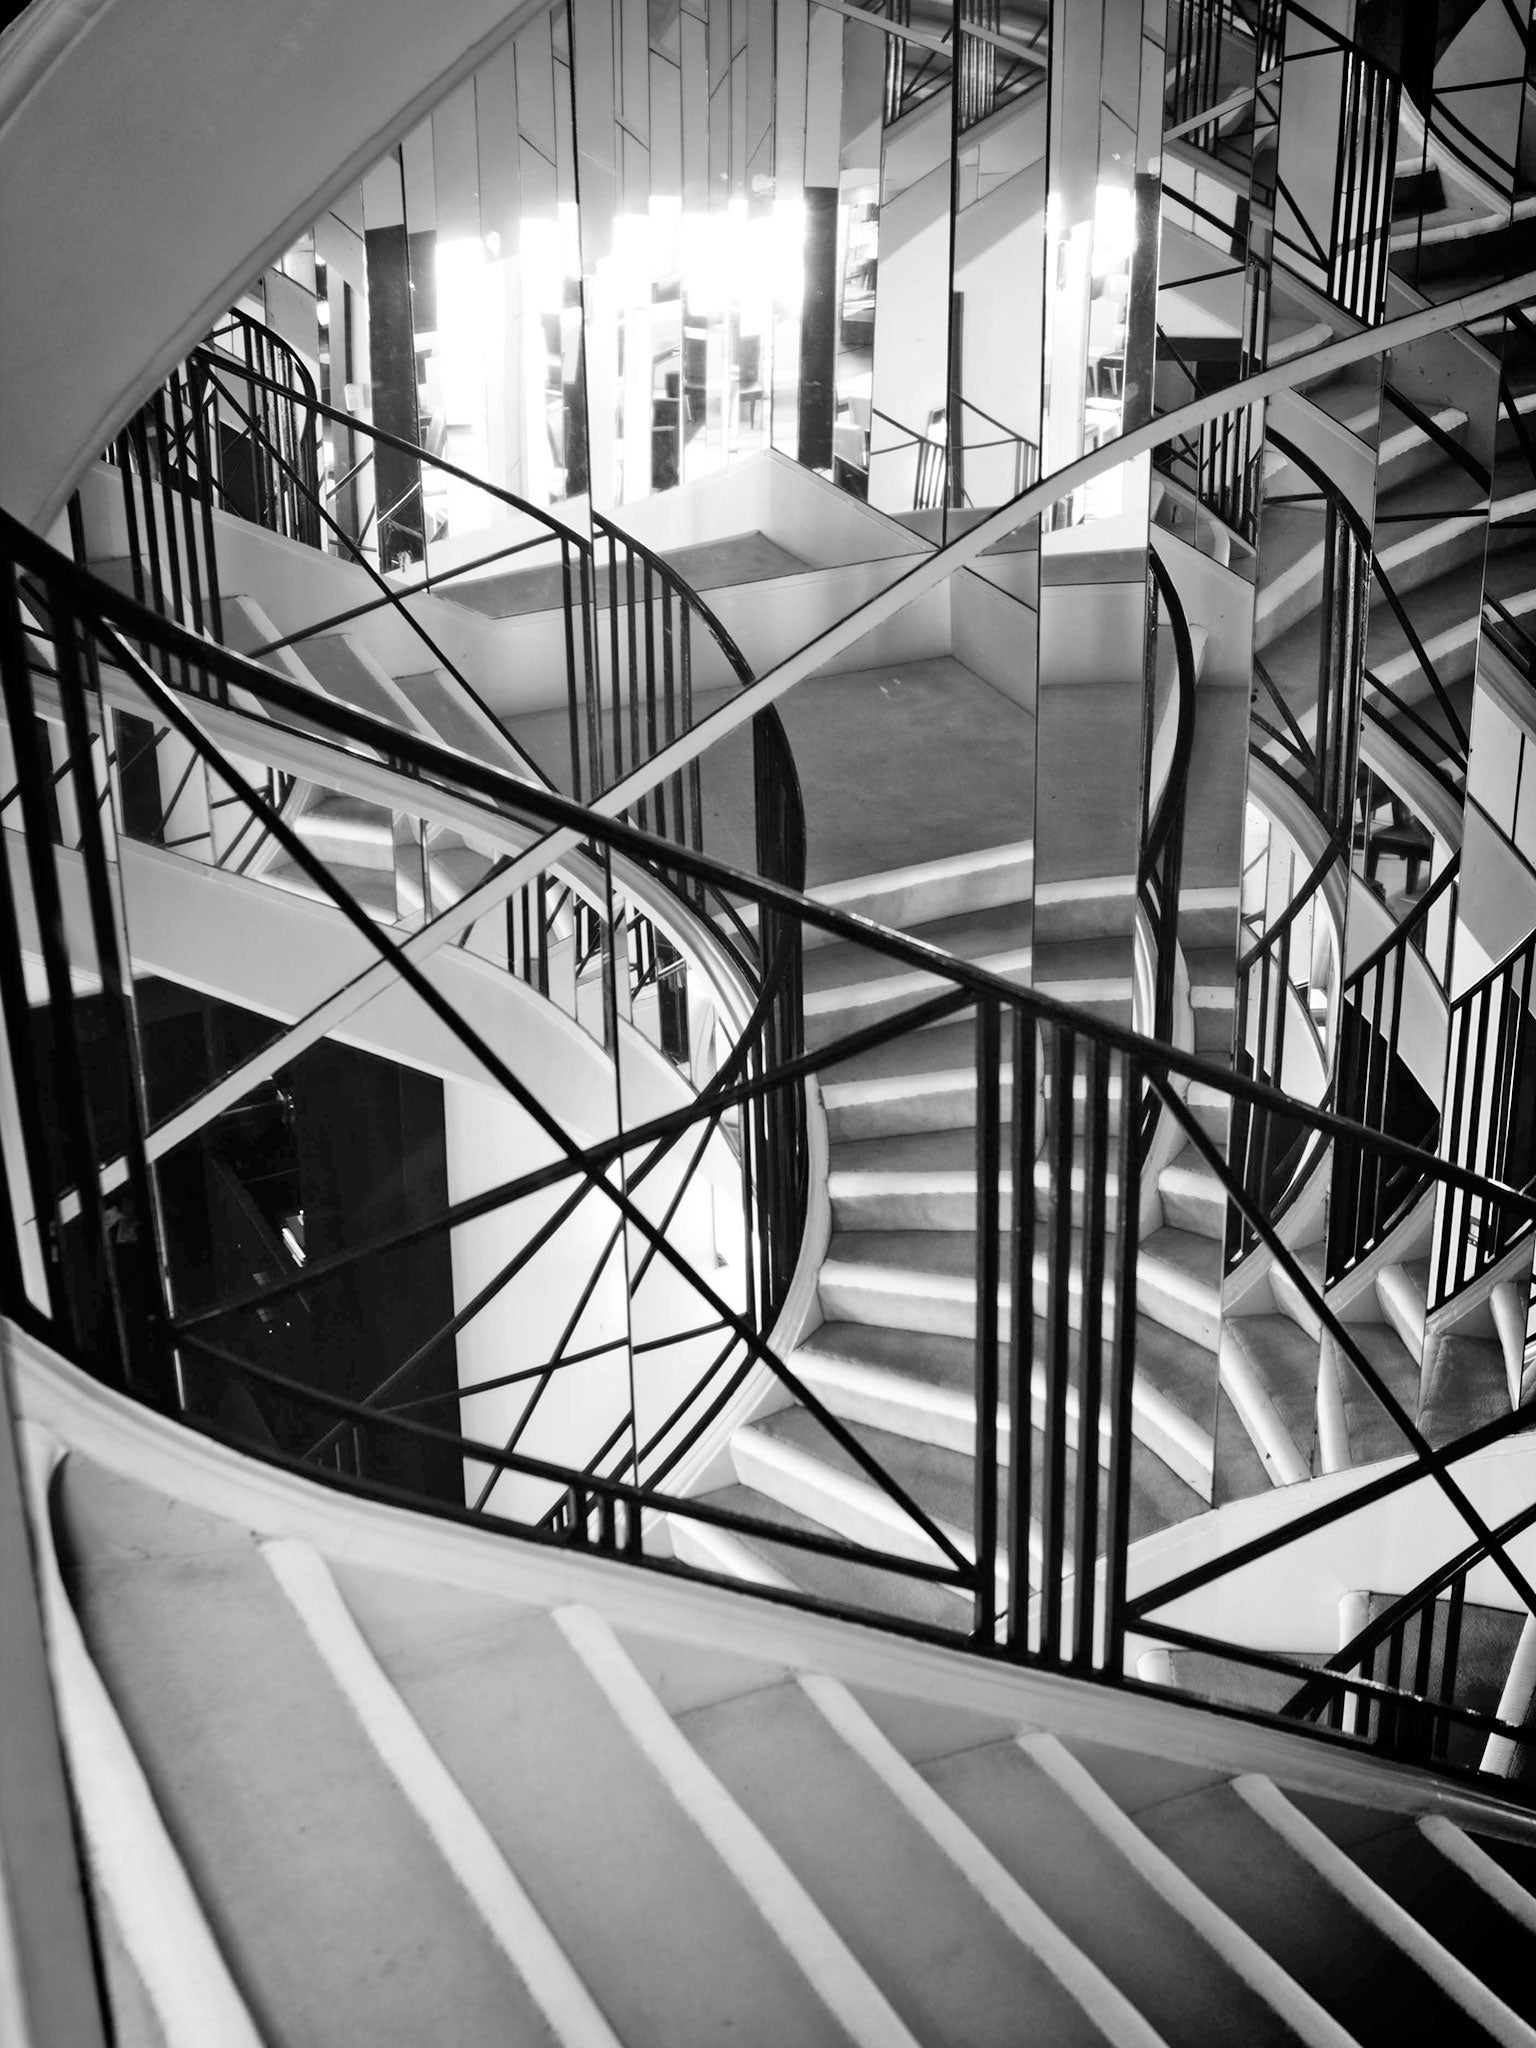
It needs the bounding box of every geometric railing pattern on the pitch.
[6,510,1536,1789]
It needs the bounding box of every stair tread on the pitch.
[363,1602,858,2046]
[803,901,1031,997]
[54,1463,565,2048]
[688,1481,974,1630]
[680,1685,1113,2047]
[1294,1801,1536,2025]
[926,1741,1310,2048]
[746,1404,981,1541]
[1139,1781,1511,2045]
[1418,1332,1518,1450]
[1332,1323,1424,1465]
[1139,1225,1224,1296]
[1225,1312,1323,1460]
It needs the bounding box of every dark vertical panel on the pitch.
[364,222,425,566]
[797,187,838,469]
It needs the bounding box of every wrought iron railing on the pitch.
[1326,854,1459,1285]
[956,396,1040,504]
[1281,1504,1536,1775]
[1227,830,1341,1266]
[1430,929,1536,1316]
[7,509,1536,1786]
[878,0,1043,133]
[1272,9,1400,325]
[1154,326,1261,546]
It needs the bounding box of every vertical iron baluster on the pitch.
[1071,1038,1112,1669]
[1437,1578,1465,1760]
[624,543,643,822]
[166,375,206,639]
[188,359,225,650]
[644,562,665,845]
[606,528,624,790]
[682,609,703,888]
[973,998,1002,1642]
[1006,1008,1037,1654]
[1039,1025,1075,1661]
[130,415,167,639]
[562,538,587,802]
[1102,1046,1141,1678]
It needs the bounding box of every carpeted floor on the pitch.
[508,654,1036,890]
[440,531,808,619]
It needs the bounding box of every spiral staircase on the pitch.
[8,0,1536,2042]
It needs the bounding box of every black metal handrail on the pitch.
[1281,1493,1536,1771]
[1139,546,1199,1150]
[11,509,1536,1781]
[1326,853,1459,1284]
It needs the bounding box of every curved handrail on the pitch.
[1141,546,1199,881]
[1138,544,1199,1152]
[21,507,1536,1767]
[1281,1488,1536,1767]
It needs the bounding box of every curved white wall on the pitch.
[0,0,540,529]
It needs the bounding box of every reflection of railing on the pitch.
[1227,833,1340,1267]
[203,309,322,548]
[93,318,566,787]
[1261,430,1373,833]
[1327,855,1459,1285]
[956,396,1040,501]
[11,508,1536,1783]
[1431,930,1536,1315]
[79,315,811,1366]
[1486,591,1536,677]
[1138,548,1198,1149]
[1155,326,1260,545]
[878,0,1043,132]
[1272,16,1399,324]
[1283,1505,1536,1776]
[870,404,949,512]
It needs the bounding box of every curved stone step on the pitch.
[52,1461,571,2048]
[1301,1805,1536,2027]
[1139,1776,1530,2045]
[828,1126,1122,1233]
[926,1735,1338,2048]
[679,1677,1146,2048]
